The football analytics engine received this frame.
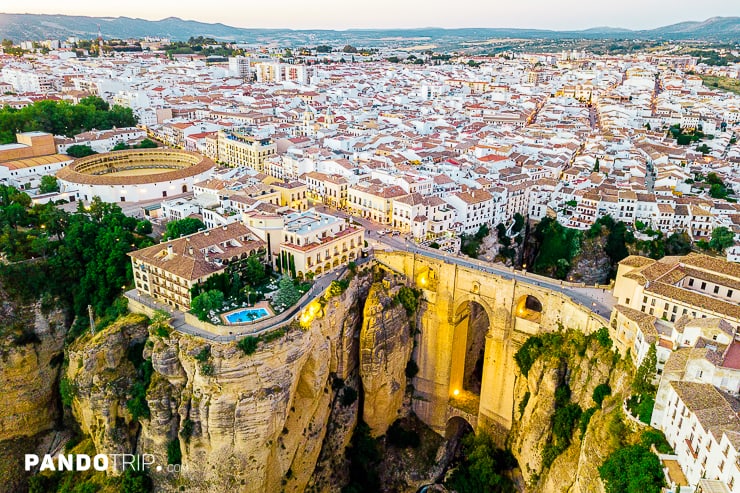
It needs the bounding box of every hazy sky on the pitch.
[6,1,739,30]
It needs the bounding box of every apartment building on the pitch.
[217,129,276,172]
[444,189,495,235]
[348,182,407,225]
[244,209,363,279]
[659,381,740,492]
[613,254,740,329]
[278,209,364,279]
[392,193,457,239]
[304,171,348,209]
[272,180,308,211]
[129,224,266,310]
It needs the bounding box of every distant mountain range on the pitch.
[0,13,739,45]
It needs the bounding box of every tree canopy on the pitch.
[191,290,225,321]
[599,445,664,493]
[38,175,59,194]
[65,145,97,158]
[0,96,137,144]
[0,195,153,327]
[164,217,205,240]
[710,227,735,252]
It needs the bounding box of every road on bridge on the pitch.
[316,205,617,320]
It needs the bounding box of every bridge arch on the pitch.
[445,415,474,440]
[449,299,493,399]
[514,294,543,323]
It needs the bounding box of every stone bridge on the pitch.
[374,250,609,443]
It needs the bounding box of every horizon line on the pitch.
[0,11,736,33]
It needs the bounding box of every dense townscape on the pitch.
[1,27,740,493]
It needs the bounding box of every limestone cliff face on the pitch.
[66,313,150,456]
[510,336,634,493]
[359,282,413,437]
[136,274,370,493]
[0,292,69,493]
[0,299,67,442]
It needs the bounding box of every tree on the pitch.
[592,383,612,407]
[710,183,729,199]
[665,232,691,255]
[342,45,358,53]
[112,141,129,151]
[38,175,59,194]
[599,445,664,493]
[136,138,157,149]
[709,227,735,252]
[243,254,266,285]
[593,157,600,172]
[66,145,97,158]
[273,275,300,309]
[135,220,153,235]
[121,469,153,493]
[164,217,205,240]
[444,432,516,493]
[190,290,224,321]
[397,286,421,316]
[633,343,657,395]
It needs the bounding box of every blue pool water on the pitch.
[225,308,270,324]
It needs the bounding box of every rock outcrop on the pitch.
[0,292,68,493]
[0,301,67,441]
[510,332,635,493]
[359,281,413,437]
[66,313,150,457]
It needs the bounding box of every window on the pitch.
[729,289,734,298]
[701,282,707,290]
[714,285,720,294]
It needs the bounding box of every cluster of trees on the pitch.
[444,433,517,492]
[527,214,731,282]
[668,124,705,146]
[460,224,490,258]
[189,254,268,321]
[0,96,137,145]
[163,38,240,58]
[111,138,158,151]
[0,192,154,330]
[163,217,205,240]
[694,172,734,200]
[531,217,583,279]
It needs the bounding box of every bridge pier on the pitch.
[376,251,610,445]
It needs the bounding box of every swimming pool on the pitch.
[224,307,270,324]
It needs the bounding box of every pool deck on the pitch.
[220,301,275,325]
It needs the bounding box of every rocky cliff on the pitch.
[0,289,68,493]
[57,273,370,492]
[510,331,636,493]
[359,281,413,437]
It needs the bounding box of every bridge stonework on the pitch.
[375,251,607,444]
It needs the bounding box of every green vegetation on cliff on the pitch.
[0,194,153,333]
[445,432,517,493]
[599,444,665,493]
